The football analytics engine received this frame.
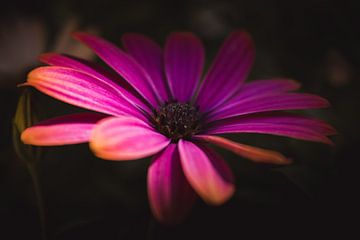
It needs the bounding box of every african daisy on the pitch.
[21,31,335,224]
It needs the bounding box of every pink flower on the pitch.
[21,31,335,224]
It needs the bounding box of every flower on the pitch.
[20,31,336,224]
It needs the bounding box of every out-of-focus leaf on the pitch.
[12,89,42,163]
[52,17,98,61]
[55,216,104,237]
[0,17,46,77]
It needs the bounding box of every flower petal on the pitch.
[90,116,170,160]
[148,144,196,224]
[196,31,255,112]
[165,32,204,102]
[207,79,301,116]
[40,53,151,113]
[21,113,106,146]
[195,135,291,165]
[230,79,301,102]
[73,32,159,107]
[122,33,170,103]
[178,140,234,205]
[208,93,330,122]
[24,66,140,118]
[205,112,335,145]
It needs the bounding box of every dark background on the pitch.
[0,0,358,239]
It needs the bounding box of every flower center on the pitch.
[152,102,201,142]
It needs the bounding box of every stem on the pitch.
[27,163,47,240]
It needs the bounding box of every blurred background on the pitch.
[0,0,358,239]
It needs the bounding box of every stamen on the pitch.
[152,102,201,142]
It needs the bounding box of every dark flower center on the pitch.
[152,102,201,142]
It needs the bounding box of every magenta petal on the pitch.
[40,53,151,113]
[230,79,301,102]
[178,140,234,205]
[206,113,335,144]
[195,135,290,165]
[90,116,170,160]
[25,66,142,118]
[208,93,330,122]
[196,31,255,112]
[73,32,159,107]
[40,53,128,88]
[165,32,204,102]
[122,33,170,103]
[208,112,337,135]
[208,79,301,116]
[21,113,106,146]
[148,144,196,224]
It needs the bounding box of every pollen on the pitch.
[153,102,201,142]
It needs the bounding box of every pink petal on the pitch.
[40,53,151,113]
[122,33,170,103]
[21,113,106,146]
[73,32,159,107]
[148,144,196,224]
[40,53,127,88]
[24,66,141,118]
[165,32,204,102]
[178,140,234,205]
[195,135,291,165]
[90,116,170,160]
[208,93,330,122]
[206,112,337,144]
[230,79,301,102]
[196,31,255,112]
[207,79,301,116]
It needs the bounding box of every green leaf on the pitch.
[12,89,42,163]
